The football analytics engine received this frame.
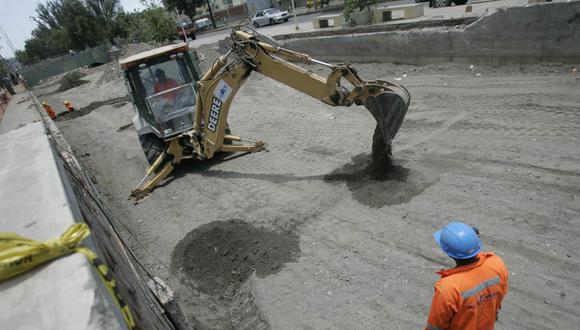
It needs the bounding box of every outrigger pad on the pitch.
[363,89,410,177]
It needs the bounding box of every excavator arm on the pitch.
[131,26,410,201]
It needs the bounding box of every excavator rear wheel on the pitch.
[140,134,165,164]
[139,134,171,173]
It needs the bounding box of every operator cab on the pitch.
[120,43,202,139]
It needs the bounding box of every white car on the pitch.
[251,8,290,28]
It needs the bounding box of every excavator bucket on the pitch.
[363,86,410,176]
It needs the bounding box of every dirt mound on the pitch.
[97,64,123,84]
[171,219,299,297]
[56,71,89,92]
[193,44,223,72]
[120,42,159,58]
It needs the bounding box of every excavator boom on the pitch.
[130,26,410,201]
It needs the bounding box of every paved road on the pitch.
[189,11,341,47]
[189,0,419,47]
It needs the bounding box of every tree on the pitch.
[14,50,32,66]
[86,0,120,24]
[114,6,175,43]
[21,0,112,61]
[33,0,108,50]
[25,28,72,61]
[86,0,122,42]
[162,0,217,29]
[19,0,178,64]
[0,59,7,76]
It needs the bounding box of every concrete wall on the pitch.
[20,46,111,86]
[32,92,183,330]
[0,109,124,330]
[281,1,580,65]
[0,87,178,329]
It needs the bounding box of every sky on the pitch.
[0,0,149,58]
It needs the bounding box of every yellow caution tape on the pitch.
[0,223,135,329]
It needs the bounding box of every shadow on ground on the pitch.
[324,153,437,208]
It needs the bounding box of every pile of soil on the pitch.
[95,42,159,84]
[120,42,159,58]
[97,64,123,84]
[171,219,300,297]
[56,71,89,92]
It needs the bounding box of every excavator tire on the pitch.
[140,134,165,165]
[139,134,172,173]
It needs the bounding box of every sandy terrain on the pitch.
[43,47,580,329]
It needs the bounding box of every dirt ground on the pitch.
[43,47,580,329]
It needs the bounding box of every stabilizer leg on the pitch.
[130,139,184,202]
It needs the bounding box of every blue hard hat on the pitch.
[434,221,481,259]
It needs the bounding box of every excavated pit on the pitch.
[55,97,128,121]
[171,219,300,328]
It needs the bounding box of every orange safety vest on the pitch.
[425,252,509,330]
[154,79,179,100]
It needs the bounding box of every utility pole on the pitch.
[206,0,218,29]
[176,8,189,43]
[0,24,23,67]
[291,0,299,30]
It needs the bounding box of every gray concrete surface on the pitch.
[0,88,40,135]
[0,92,124,330]
[282,0,580,65]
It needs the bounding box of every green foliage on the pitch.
[162,0,204,22]
[19,0,180,64]
[343,0,376,21]
[25,29,72,62]
[114,6,175,43]
[0,61,7,76]
[23,0,115,62]
[14,51,32,66]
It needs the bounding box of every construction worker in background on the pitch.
[42,102,57,120]
[426,222,509,330]
[64,100,75,113]
[1,76,15,95]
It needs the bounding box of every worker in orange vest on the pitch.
[64,100,75,112]
[426,222,509,330]
[42,101,57,120]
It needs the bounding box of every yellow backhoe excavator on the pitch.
[120,26,410,201]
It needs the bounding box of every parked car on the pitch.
[195,18,212,32]
[176,18,196,41]
[250,8,289,28]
